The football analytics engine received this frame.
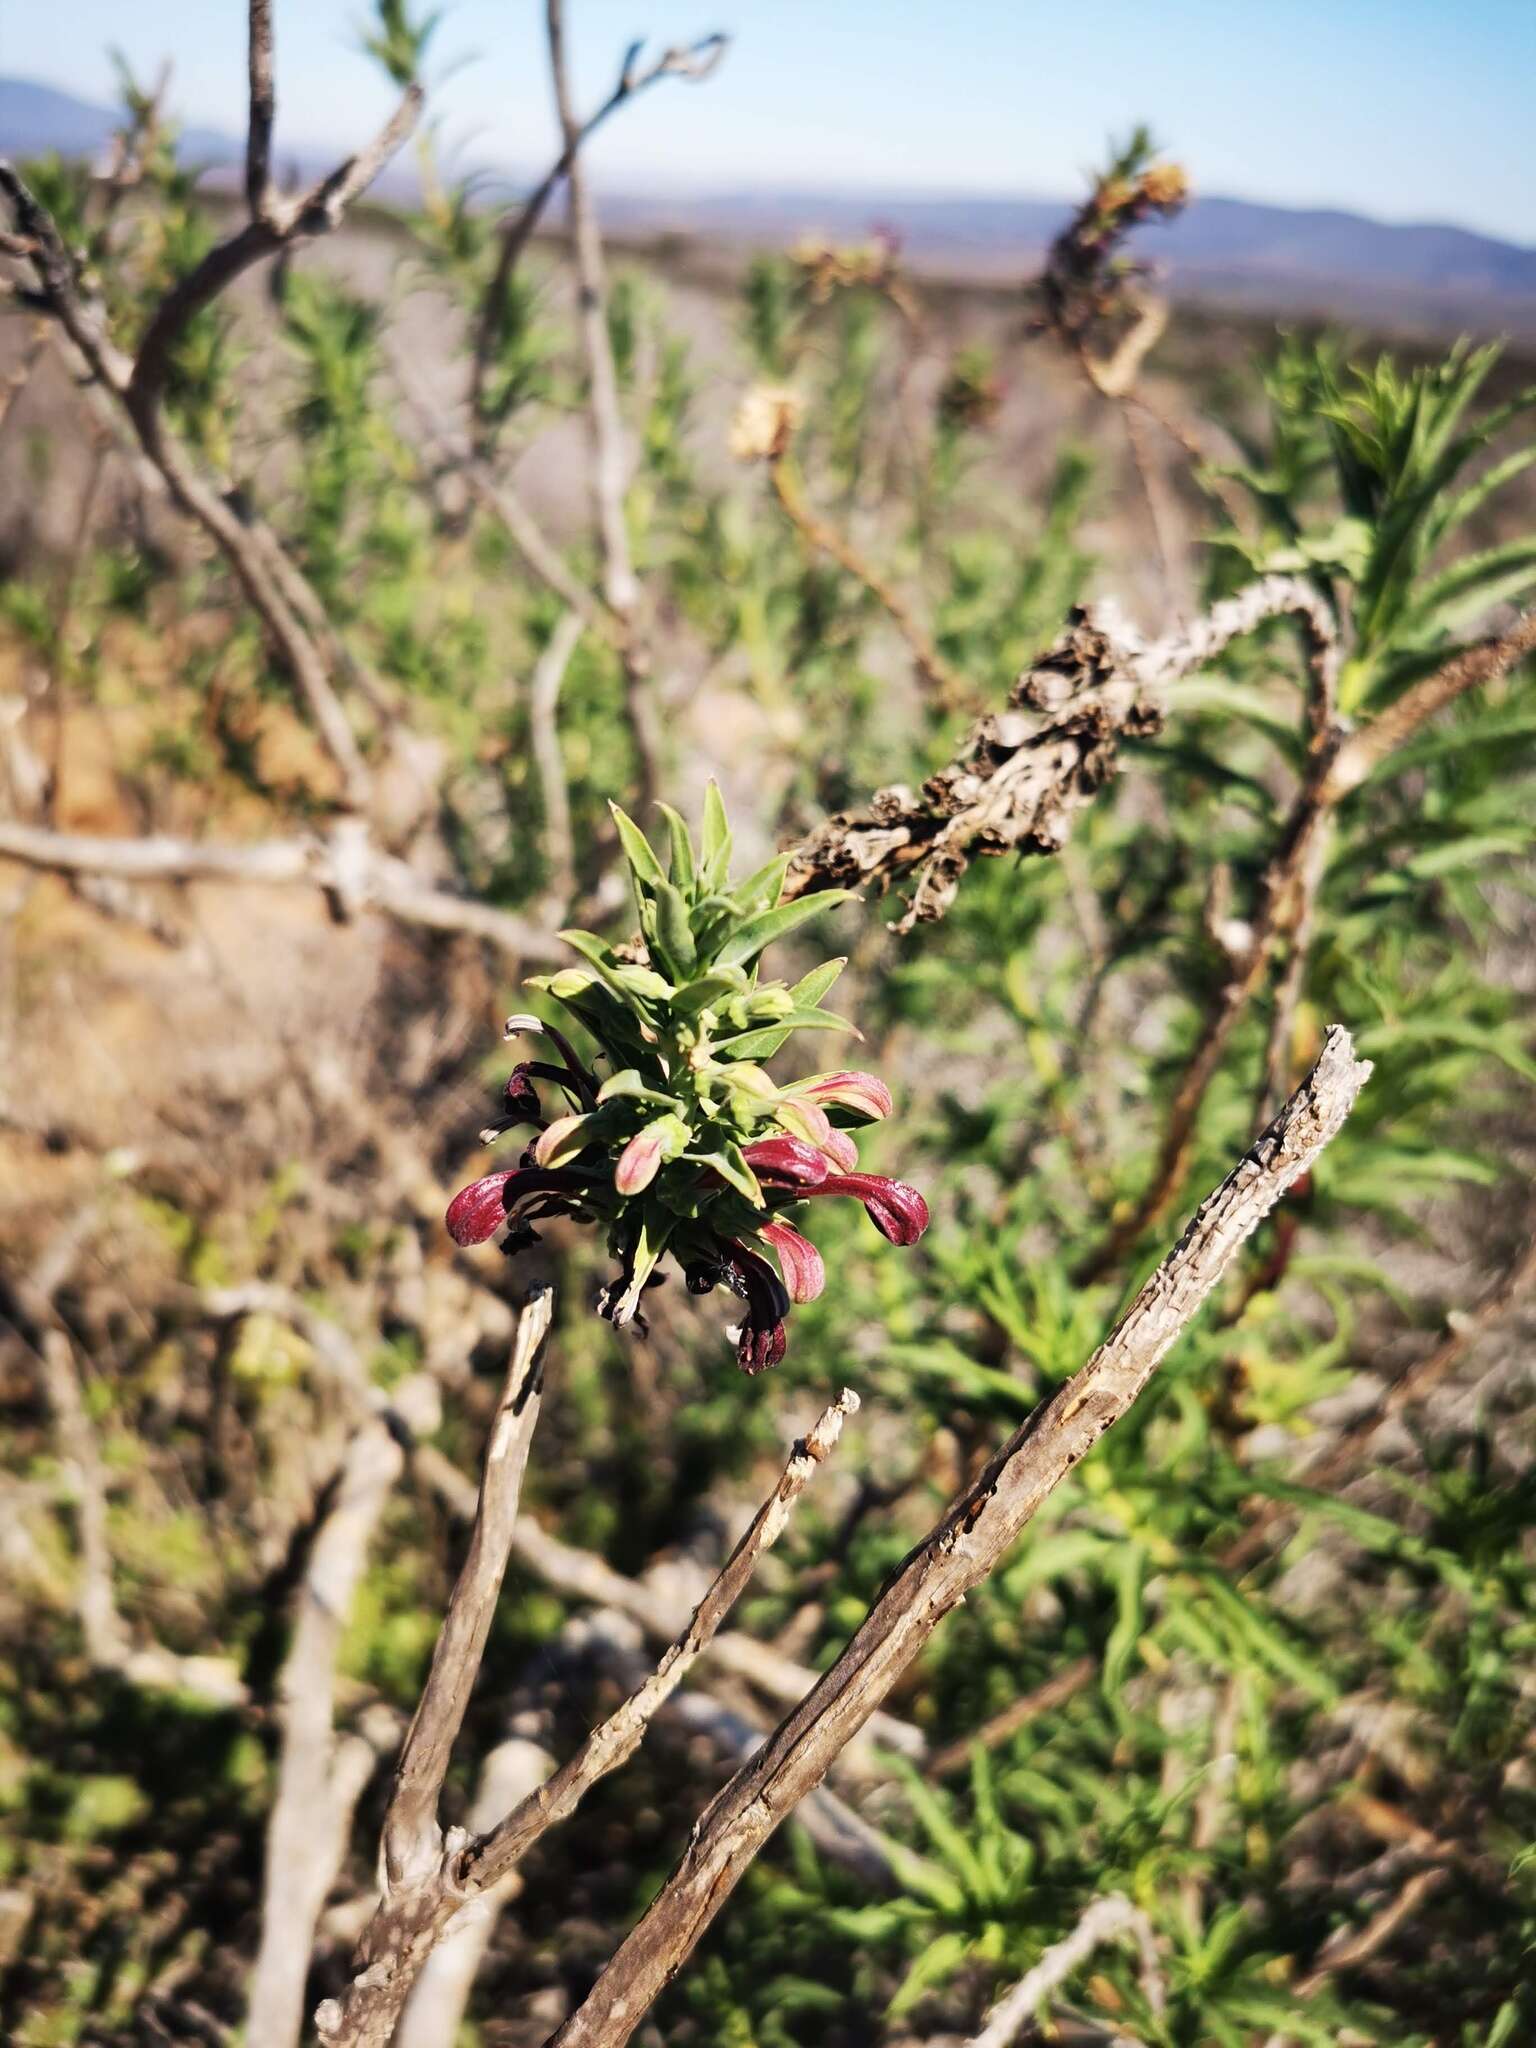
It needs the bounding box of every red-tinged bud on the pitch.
[759,1220,825,1303]
[796,1070,893,1121]
[801,1171,930,1246]
[742,1136,829,1187]
[820,1127,859,1172]
[614,1127,664,1195]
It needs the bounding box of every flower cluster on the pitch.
[446,789,928,1373]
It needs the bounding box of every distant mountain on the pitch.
[5,73,1536,335]
[0,76,234,170]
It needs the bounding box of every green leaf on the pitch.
[559,928,662,1019]
[788,956,846,1008]
[671,968,751,1016]
[714,891,855,971]
[713,1008,857,1058]
[607,801,665,890]
[654,802,697,895]
[730,851,793,918]
[596,1069,687,1111]
[699,779,732,890]
[685,1139,763,1206]
[651,877,697,979]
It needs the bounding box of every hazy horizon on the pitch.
[4,1,1534,247]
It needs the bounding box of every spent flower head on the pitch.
[446,786,928,1373]
[729,383,804,463]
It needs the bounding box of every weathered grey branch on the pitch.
[393,1738,552,2048]
[543,1028,1371,2048]
[470,29,726,435]
[383,1292,556,1888]
[413,1447,923,1764]
[0,817,563,962]
[465,1389,859,1891]
[318,1386,857,2048]
[544,0,662,812]
[528,611,585,914]
[246,1378,439,2048]
[4,1218,248,1708]
[965,1893,1165,2048]
[782,576,1337,926]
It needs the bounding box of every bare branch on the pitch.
[411,1453,924,1764]
[246,1377,438,2048]
[470,30,727,433]
[0,817,563,962]
[543,1028,1371,2048]
[5,1221,248,1708]
[384,1291,555,1887]
[1078,601,1527,1278]
[528,612,585,913]
[393,1739,552,2048]
[965,1894,1165,2048]
[547,0,634,622]
[464,1389,859,1891]
[543,0,662,811]
[1321,606,1536,799]
[247,0,278,216]
[1,0,423,810]
[320,1387,857,2048]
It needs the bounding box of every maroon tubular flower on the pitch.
[720,1241,792,1375]
[759,1220,825,1303]
[742,1136,829,1187]
[792,1171,930,1246]
[445,1166,593,1247]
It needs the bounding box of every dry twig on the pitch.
[0,817,562,961]
[965,1893,1165,2048]
[318,1381,858,2048]
[542,1028,1371,2048]
[246,1377,439,2048]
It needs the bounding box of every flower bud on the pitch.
[535,1113,592,1166]
[793,1070,894,1122]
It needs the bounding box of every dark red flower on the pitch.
[445,1166,594,1247]
[790,1171,930,1246]
[720,1241,792,1375]
[742,1136,829,1187]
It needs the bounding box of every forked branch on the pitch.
[318,1382,858,2048]
[543,1028,1371,2048]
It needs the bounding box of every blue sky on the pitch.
[6,2,1535,243]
